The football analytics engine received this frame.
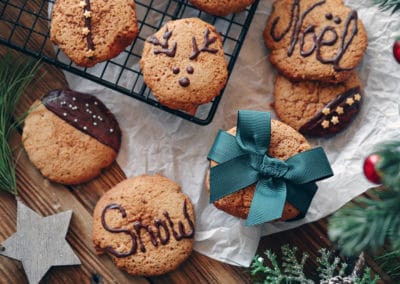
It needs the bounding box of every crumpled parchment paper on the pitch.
[58,0,400,267]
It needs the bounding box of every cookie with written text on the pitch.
[189,0,255,16]
[264,0,368,83]
[50,0,139,67]
[22,89,121,185]
[273,71,362,137]
[141,18,228,115]
[92,175,195,276]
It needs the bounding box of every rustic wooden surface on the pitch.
[0,1,392,283]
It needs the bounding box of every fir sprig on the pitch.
[0,54,41,195]
[250,245,379,283]
[328,189,400,256]
[373,0,400,13]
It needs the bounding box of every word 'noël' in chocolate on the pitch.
[101,200,194,258]
[270,0,359,71]
[147,26,177,57]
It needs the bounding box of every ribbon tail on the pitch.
[246,178,286,226]
[210,155,259,202]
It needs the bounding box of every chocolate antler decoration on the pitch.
[147,26,177,57]
[189,28,219,60]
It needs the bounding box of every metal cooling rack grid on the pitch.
[0,0,259,125]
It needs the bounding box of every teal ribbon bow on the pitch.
[207,110,333,226]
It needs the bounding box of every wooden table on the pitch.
[0,1,391,283]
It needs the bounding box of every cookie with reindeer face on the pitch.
[273,71,362,137]
[189,0,255,16]
[264,0,368,83]
[140,18,228,115]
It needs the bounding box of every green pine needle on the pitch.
[0,54,41,195]
[373,0,400,13]
[328,189,400,256]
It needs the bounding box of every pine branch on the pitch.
[373,0,400,13]
[375,141,400,191]
[328,189,400,256]
[375,248,400,278]
[0,54,41,195]
[250,245,379,283]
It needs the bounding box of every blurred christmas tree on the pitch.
[329,141,400,279]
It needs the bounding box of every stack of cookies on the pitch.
[263,0,368,137]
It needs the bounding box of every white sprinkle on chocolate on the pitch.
[72,97,76,101]
[83,126,88,130]
[92,115,96,119]
[93,122,97,126]
[109,128,114,133]
[74,118,78,123]
[63,112,67,117]
[94,101,98,105]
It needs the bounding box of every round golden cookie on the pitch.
[92,175,195,276]
[263,0,368,83]
[189,0,255,16]
[22,89,121,185]
[50,0,139,67]
[140,18,228,115]
[206,120,311,221]
[273,71,362,137]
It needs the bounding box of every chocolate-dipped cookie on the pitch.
[22,89,121,185]
[50,0,139,67]
[263,0,368,83]
[92,175,195,276]
[273,71,362,137]
[140,18,228,115]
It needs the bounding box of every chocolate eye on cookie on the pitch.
[141,18,228,115]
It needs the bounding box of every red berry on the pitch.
[363,154,382,184]
[394,39,400,64]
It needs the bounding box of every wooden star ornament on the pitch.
[0,201,81,284]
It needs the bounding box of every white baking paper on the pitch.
[56,0,400,267]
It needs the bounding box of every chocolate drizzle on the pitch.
[147,26,177,57]
[189,28,218,60]
[101,204,137,258]
[269,0,359,71]
[42,89,121,152]
[82,0,94,52]
[100,200,194,257]
[299,87,362,137]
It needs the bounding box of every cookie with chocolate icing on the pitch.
[273,71,362,137]
[264,0,368,83]
[140,18,228,115]
[22,89,121,185]
[206,120,311,221]
[189,0,255,16]
[50,0,139,67]
[92,175,195,276]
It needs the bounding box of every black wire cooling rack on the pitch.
[0,0,259,125]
